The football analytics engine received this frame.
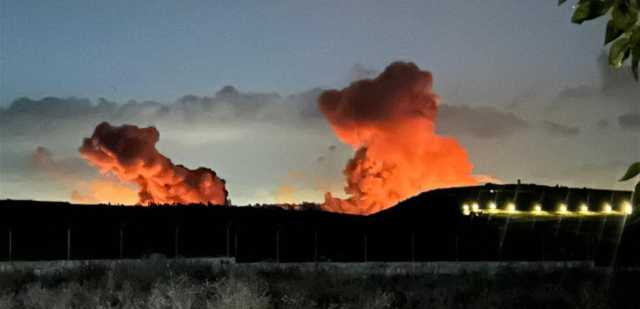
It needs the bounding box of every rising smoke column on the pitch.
[79,122,229,205]
[319,62,477,215]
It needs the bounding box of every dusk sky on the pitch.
[1,1,638,205]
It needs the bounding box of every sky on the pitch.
[1,0,639,205]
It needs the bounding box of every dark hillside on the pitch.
[1,183,637,265]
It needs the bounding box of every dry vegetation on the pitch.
[0,260,637,309]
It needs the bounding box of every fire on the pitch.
[79,122,229,205]
[319,62,477,215]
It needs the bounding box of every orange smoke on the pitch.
[79,122,228,205]
[319,62,477,215]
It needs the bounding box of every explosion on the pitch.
[79,122,228,205]
[319,62,477,215]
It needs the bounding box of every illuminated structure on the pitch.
[487,201,497,212]
[621,201,633,215]
[460,200,635,218]
[531,204,544,215]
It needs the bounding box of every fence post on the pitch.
[455,235,459,262]
[234,232,238,257]
[541,234,545,262]
[66,226,71,260]
[119,224,124,259]
[174,226,180,258]
[410,231,415,262]
[314,230,318,263]
[8,226,12,262]
[226,221,231,257]
[276,229,280,263]
[363,233,368,262]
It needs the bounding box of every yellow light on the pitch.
[557,203,568,214]
[532,204,542,214]
[621,201,633,215]
[462,204,470,216]
[578,203,590,214]
[471,202,480,212]
[505,202,517,213]
[602,203,612,214]
[488,201,497,211]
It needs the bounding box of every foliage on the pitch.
[559,1,640,211]
[619,162,640,214]
[560,0,640,79]
[0,261,638,308]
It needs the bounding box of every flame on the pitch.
[79,122,228,205]
[319,62,478,215]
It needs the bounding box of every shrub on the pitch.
[206,275,270,309]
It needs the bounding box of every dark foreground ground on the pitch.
[0,259,638,309]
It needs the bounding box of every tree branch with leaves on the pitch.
[560,0,640,79]
[560,0,639,214]
[620,163,640,212]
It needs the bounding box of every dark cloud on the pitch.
[437,105,529,138]
[618,113,640,131]
[596,119,610,129]
[542,120,580,137]
[7,97,95,117]
[0,86,327,140]
[554,54,640,107]
[29,146,95,179]
[348,64,377,82]
[554,160,631,189]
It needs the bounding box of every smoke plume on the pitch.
[79,122,228,205]
[319,62,477,215]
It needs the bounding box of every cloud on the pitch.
[596,119,609,129]
[26,146,137,204]
[552,161,632,190]
[554,54,640,108]
[618,113,640,131]
[29,146,95,180]
[348,64,377,82]
[542,120,580,137]
[437,105,529,138]
[0,86,323,134]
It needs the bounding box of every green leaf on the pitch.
[606,20,625,44]
[620,162,640,181]
[572,0,612,23]
[632,42,640,80]
[631,25,640,45]
[634,181,640,207]
[610,37,631,68]
[612,2,639,31]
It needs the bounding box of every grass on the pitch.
[0,260,637,308]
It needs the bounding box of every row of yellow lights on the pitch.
[461,201,633,216]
